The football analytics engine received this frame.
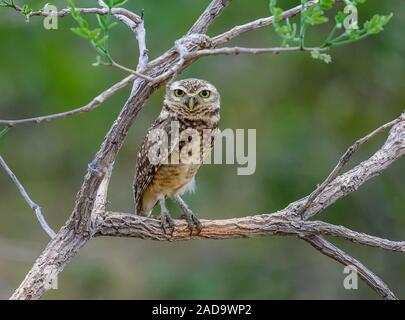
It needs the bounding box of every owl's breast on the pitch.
[150,163,200,198]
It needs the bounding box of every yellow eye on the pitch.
[199,90,211,98]
[174,89,185,97]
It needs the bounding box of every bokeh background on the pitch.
[0,0,404,299]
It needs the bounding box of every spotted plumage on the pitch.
[133,78,220,233]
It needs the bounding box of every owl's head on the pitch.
[164,78,220,120]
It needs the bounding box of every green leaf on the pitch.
[364,13,393,35]
[269,0,283,21]
[67,0,76,12]
[22,4,32,15]
[335,11,346,28]
[103,0,114,9]
[107,21,118,30]
[304,6,328,26]
[89,28,101,40]
[347,29,361,41]
[0,0,16,9]
[276,25,289,34]
[320,0,334,10]
[70,27,90,39]
[113,0,128,7]
[97,14,109,30]
[272,7,284,23]
[310,50,332,64]
[96,35,109,47]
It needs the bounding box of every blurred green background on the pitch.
[0,0,404,299]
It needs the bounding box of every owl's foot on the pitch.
[160,210,175,235]
[174,195,203,234]
[182,210,203,234]
[159,198,175,235]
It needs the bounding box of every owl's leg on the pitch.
[159,197,175,234]
[174,195,203,234]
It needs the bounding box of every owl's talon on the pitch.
[175,195,203,235]
[160,212,175,235]
[181,213,194,234]
[192,215,203,234]
[182,212,203,235]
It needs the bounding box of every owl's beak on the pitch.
[186,97,198,110]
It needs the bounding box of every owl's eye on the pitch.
[174,89,185,97]
[199,90,211,98]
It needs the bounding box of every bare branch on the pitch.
[14,5,142,25]
[303,235,397,300]
[300,221,405,252]
[187,0,233,34]
[0,74,136,126]
[302,116,405,220]
[0,156,56,238]
[299,112,405,218]
[188,46,325,58]
[135,20,149,70]
[109,61,153,81]
[96,214,405,254]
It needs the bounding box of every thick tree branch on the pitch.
[187,0,233,35]
[96,215,405,253]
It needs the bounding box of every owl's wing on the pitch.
[133,114,178,214]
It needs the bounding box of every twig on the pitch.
[96,0,139,33]
[0,156,56,238]
[0,74,136,126]
[303,235,397,300]
[110,61,153,81]
[300,221,405,252]
[12,5,142,25]
[188,46,325,58]
[298,112,405,218]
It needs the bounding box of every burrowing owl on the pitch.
[133,78,220,234]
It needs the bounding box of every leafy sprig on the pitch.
[269,0,393,63]
[269,0,299,46]
[0,0,32,21]
[67,0,126,66]
[0,0,16,9]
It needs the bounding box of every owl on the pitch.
[133,78,220,234]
